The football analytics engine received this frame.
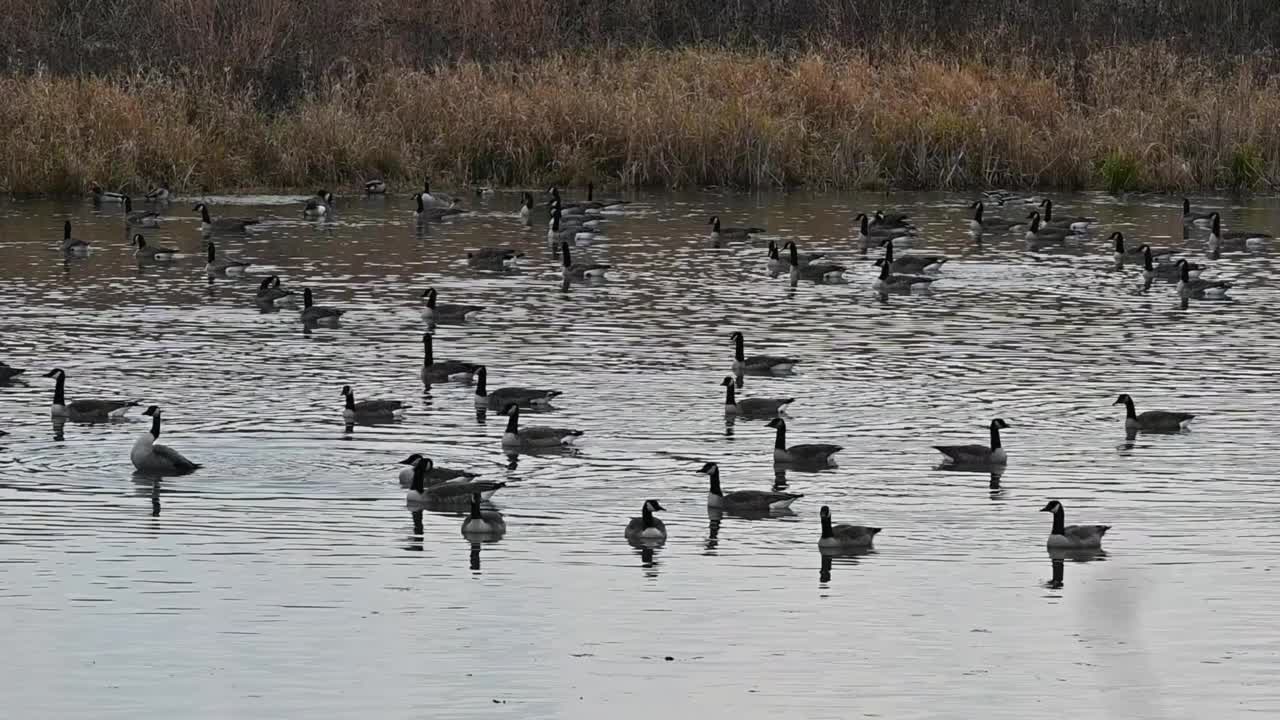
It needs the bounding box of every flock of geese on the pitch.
[18,181,1262,554]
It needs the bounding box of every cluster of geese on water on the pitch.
[27,181,1256,553]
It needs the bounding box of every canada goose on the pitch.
[419,333,479,383]
[421,287,484,323]
[1137,244,1199,284]
[1181,198,1215,226]
[518,192,535,226]
[549,209,600,245]
[124,196,160,227]
[549,202,603,230]
[341,385,407,422]
[467,247,522,270]
[1041,500,1109,549]
[968,201,1021,233]
[1024,212,1074,244]
[303,191,333,217]
[699,462,801,512]
[854,213,912,250]
[0,362,25,383]
[60,221,88,255]
[766,418,841,466]
[546,187,593,215]
[872,210,913,230]
[1208,213,1271,252]
[89,182,126,204]
[818,505,880,550]
[405,458,504,504]
[419,180,454,208]
[729,331,798,374]
[585,182,629,209]
[559,242,610,280]
[396,454,479,486]
[192,203,258,233]
[720,376,793,417]
[475,366,561,409]
[1113,393,1194,432]
[204,241,250,276]
[766,240,823,273]
[872,258,934,294]
[300,288,345,325]
[708,215,765,245]
[461,493,507,535]
[131,406,201,476]
[881,238,945,274]
[499,404,582,449]
[43,368,138,421]
[1039,199,1095,231]
[414,193,465,220]
[364,179,387,195]
[1110,232,1173,270]
[1176,259,1231,299]
[255,275,293,303]
[784,242,845,283]
[934,418,1010,467]
[624,500,667,541]
[131,234,176,261]
[144,184,172,202]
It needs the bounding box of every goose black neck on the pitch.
[425,290,436,309]
[124,197,132,212]
[475,368,487,396]
[1049,506,1065,535]
[1030,214,1041,232]
[820,512,833,539]
[200,206,212,223]
[63,221,71,239]
[989,423,1002,450]
[1211,215,1220,234]
[411,462,426,493]
[345,391,356,410]
[1142,249,1153,271]
[150,413,161,440]
[641,504,655,528]
[561,243,572,268]
[422,335,434,366]
[733,334,745,361]
[1113,235,1124,253]
[504,408,519,434]
[723,382,735,405]
[859,214,869,234]
[206,243,215,262]
[1180,264,1190,282]
[787,243,798,265]
[973,203,984,221]
[879,262,891,280]
[415,194,424,213]
[774,422,787,449]
[303,289,314,309]
[52,374,65,405]
[1122,397,1137,419]
[587,183,595,201]
[768,242,778,260]
[552,213,561,231]
[1182,198,1190,215]
[708,468,723,496]
[883,241,895,263]
[712,217,721,232]
[469,496,483,519]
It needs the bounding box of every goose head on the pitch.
[132,234,146,249]
[765,418,786,429]
[1112,393,1133,406]
[1040,500,1063,514]
[1109,231,1124,252]
[500,403,520,417]
[43,368,66,379]
[696,462,718,475]
[728,331,744,345]
[820,505,832,520]
[340,385,352,397]
[141,405,161,417]
[720,376,735,387]
[643,499,666,513]
[990,418,1010,430]
[398,453,423,466]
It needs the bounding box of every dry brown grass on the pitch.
[4,46,1280,193]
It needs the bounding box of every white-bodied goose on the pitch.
[467,247,522,270]
[730,331,798,374]
[818,505,880,550]
[300,288,345,325]
[499,404,582,449]
[881,238,945,274]
[397,453,479,486]
[1041,500,1109,549]
[144,184,172,202]
[405,458,504,504]
[421,287,484,323]
[1181,198,1215,226]
[1039,199,1095,231]
[131,406,201,476]
[461,493,507,535]
[1176,259,1230,299]
[204,241,251,276]
[474,366,561,409]
[872,258,934,294]
[935,418,1010,467]
[193,203,258,233]
[1113,393,1194,432]
[559,242,610,280]
[255,275,293,303]
[341,385,407,422]
[44,368,138,422]
[708,215,765,245]
[721,376,793,417]
[131,234,176,261]
[766,240,824,273]
[60,221,89,255]
[784,242,845,283]
[124,196,160,227]
[624,499,667,542]
[1208,213,1271,253]
[419,333,479,383]
[364,179,387,195]
[1024,212,1074,244]
[699,462,801,512]
[303,190,334,217]
[968,201,1021,233]
[766,418,841,466]
[90,181,126,204]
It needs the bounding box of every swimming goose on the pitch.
[467,247,522,270]
[550,202,604,231]
[131,406,201,475]
[872,258,934,294]
[766,418,841,466]
[461,493,507,535]
[967,201,1021,233]
[818,505,881,550]
[854,213,912,250]
[881,238,946,274]
[364,179,387,195]
[341,385,407,422]
[721,376,793,417]
[397,453,479,486]
[1111,232,1173,270]
[255,275,293,303]
[559,242,610,280]
[730,331,798,374]
[60,221,89,255]
[131,234,176,261]
[499,404,583,449]
[124,196,160,227]
[1039,199,1095,231]
[1176,259,1231,299]
[934,418,1010,467]
[193,203,258,233]
[1137,244,1199,284]
[475,366,561,409]
[700,462,801,512]
[1113,393,1195,432]
[1208,213,1271,253]
[1041,500,1109,549]
[204,241,250,276]
[421,288,484,323]
[624,500,667,542]
[1181,198,1215,226]
[546,187,593,215]
[303,191,334,217]
[549,210,601,245]
[1024,212,1074,244]
[414,193,465,221]
[405,458,504,504]
[0,362,25,383]
[300,288,345,325]
[784,242,845,283]
[585,183,629,209]
[518,192,535,226]
[144,184,172,202]
[872,210,913,230]
[419,180,455,209]
[708,215,765,245]
[419,333,480,383]
[43,368,138,421]
[90,182,126,204]
[766,240,824,273]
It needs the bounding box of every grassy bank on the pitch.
[3,46,1280,194]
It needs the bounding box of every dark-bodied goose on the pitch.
[1111,232,1173,270]
[872,210,913,230]
[364,179,387,195]
[132,235,176,261]
[414,193,465,221]
[300,288,345,325]
[341,385,407,422]
[405,458,504,504]
[419,179,455,209]
[584,183,629,209]
[1039,199,1095,231]
[467,247,522,270]
[1113,393,1194,432]
[766,418,841,466]
[1176,259,1230,299]
[397,453,479,486]
[730,331,798,374]
[708,215,765,245]
[766,240,824,274]
[124,196,160,227]
[1137,244,1199,284]
[419,333,479,383]
[699,462,801,512]
[546,187,590,215]
[60,221,89,255]
[204,241,251,276]
[559,242,610,280]
[1181,198,1215,226]
[1208,213,1271,253]
[461,493,507,535]
[0,362,25,383]
[90,181,126,204]
[499,404,582,449]
[1024,212,1074,244]
[935,418,1010,467]
[1041,500,1109,549]
[303,190,333,217]
[421,287,484,323]
[818,505,880,551]
[192,203,258,234]
[854,213,912,250]
[131,406,201,476]
[624,499,667,542]
[474,366,561,409]
[43,368,137,422]
[968,201,1021,233]
[548,209,601,245]
[873,258,934,294]
[255,275,293,303]
[881,238,945,274]
[784,242,845,283]
[550,202,603,231]
[145,184,172,202]
[721,376,793,417]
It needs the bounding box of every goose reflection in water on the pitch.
[819,550,876,585]
[1044,548,1108,590]
[404,510,425,553]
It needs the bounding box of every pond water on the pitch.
[1,188,1278,718]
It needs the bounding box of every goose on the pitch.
[1208,213,1271,253]
[1181,198,1215,226]
[549,202,603,230]
[144,184,172,202]
[303,191,334,217]
[1041,500,1109,549]
[854,213,912,250]
[708,215,765,245]
[341,385,407,422]
[818,505,881,550]
[1024,212,1074,244]
[729,331,798,374]
[461,493,507,535]
[934,418,1010,467]
[1137,244,1200,283]
[1039,199,1095,231]
[699,462,801,512]
[90,181,126,204]
[721,376,793,417]
[1176,259,1231,299]
[967,201,1021,233]
[124,196,160,227]
[421,287,484,323]
[60,221,89,255]
[414,193,465,220]
[300,288,345,325]
[193,203,257,233]
[584,183,629,209]
[1111,232,1173,270]
[405,458,504,504]
[396,453,479,486]
[559,242,610,280]
[766,240,823,273]
[474,366,561,409]
[419,333,479,383]
[204,241,250,276]
[364,179,387,195]
[784,242,845,283]
[255,275,293,303]
[43,368,138,421]
[419,180,454,209]
[1113,393,1195,432]
[131,406,201,475]
[546,187,593,215]
[467,247,522,270]
[873,258,934,294]
[499,404,582,449]
[518,192,535,226]
[872,210,913,230]
[0,362,25,383]
[881,238,945,274]
[549,209,601,245]
[624,500,667,542]
[131,234,177,261]
[766,418,841,466]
